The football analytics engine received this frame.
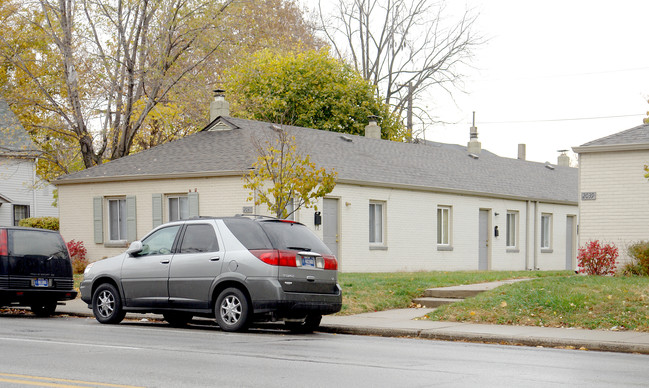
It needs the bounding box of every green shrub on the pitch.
[622,241,649,276]
[18,217,59,230]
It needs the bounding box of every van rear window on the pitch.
[9,230,69,259]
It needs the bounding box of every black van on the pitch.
[0,227,77,316]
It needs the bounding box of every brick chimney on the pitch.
[365,115,381,139]
[557,150,570,167]
[210,89,229,121]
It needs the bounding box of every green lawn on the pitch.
[337,270,572,315]
[428,275,649,331]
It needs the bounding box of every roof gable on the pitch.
[0,100,39,156]
[574,124,649,153]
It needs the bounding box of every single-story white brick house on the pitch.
[56,99,578,272]
[573,123,649,266]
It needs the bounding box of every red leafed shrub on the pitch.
[67,240,88,274]
[577,240,618,275]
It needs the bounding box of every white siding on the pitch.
[59,177,250,260]
[0,156,58,226]
[59,177,578,272]
[578,150,649,264]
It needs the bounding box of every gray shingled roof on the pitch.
[0,99,39,155]
[56,116,578,204]
[578,124,649,147]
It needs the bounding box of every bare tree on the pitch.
[1,0,232,170]
[318,0,482,139]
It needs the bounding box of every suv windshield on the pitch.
[259,220,332,254]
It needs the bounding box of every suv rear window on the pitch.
[223,218,273,250]
[259,220,332,255]
[9,229,69,259]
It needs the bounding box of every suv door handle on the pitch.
[160,259,170,264]
[306,276,315,282]
[209,256,221,262]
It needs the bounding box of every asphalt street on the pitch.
[1,315,648,387]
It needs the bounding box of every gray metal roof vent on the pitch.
[340,135,353,142]
[545,163,555,170]
[468,153,479,159]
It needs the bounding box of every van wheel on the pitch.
[285,314,322,333]
[163,312,193,327]
[92,283,126,324]
[215,288,249,332]
[30,301,57,317]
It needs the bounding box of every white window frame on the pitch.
[369,201,385,245]
[506,211,518,248]
[541,213,552,250]
[107,198,127,242]
[167,195,189,222]
[437,206,452,248]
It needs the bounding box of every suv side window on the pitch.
[179,224,219,253]
[139,225,181,256]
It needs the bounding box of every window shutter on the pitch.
[126,196,137,241]
[93,197,103,244]
[152,193,162,227]
[188,192,199,218]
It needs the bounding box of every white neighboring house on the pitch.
[55,96,578,272]
[573,123,649,266]
[0,100,58,226]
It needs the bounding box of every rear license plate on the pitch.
[301,257,316,268]
[33,278,49,287]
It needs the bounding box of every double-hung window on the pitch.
[168,195,189,222]
[369,202,385,244]
[13,205,30,226]
[506,211,518,248]
[437,206,451,247]
[108,198,127,242]
[541,213,552,250]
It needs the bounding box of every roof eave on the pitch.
[337,178,577,206]
[54,170,247,185]
[573,143,649,154]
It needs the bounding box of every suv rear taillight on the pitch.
[250,249,338,270]
[323,255,338,270]
[250,249,299,267]
[0,229,7,256]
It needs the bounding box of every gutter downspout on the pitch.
[525,200,530,270]
[533,201,539,271]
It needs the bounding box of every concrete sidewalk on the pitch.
[57,288,649,355]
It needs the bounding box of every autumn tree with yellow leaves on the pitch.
[243,126,337,219]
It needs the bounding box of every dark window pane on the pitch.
[180,224,219,253]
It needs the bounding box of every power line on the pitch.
[478,113,644,124]
[425,113,645,126]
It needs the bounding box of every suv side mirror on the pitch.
[126,241,143,255]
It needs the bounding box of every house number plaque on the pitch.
[581,192,596,201]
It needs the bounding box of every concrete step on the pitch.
[412,297,463,308]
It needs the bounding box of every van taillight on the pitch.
[250,250,298,267]
[0,229,7,256]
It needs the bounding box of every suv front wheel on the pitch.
[93,283,126,324]
[215,287,249,332]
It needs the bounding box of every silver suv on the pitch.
[80,216,342,332]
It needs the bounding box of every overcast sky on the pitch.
[425,0,649,164]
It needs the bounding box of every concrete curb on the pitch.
[318,324,649,355]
